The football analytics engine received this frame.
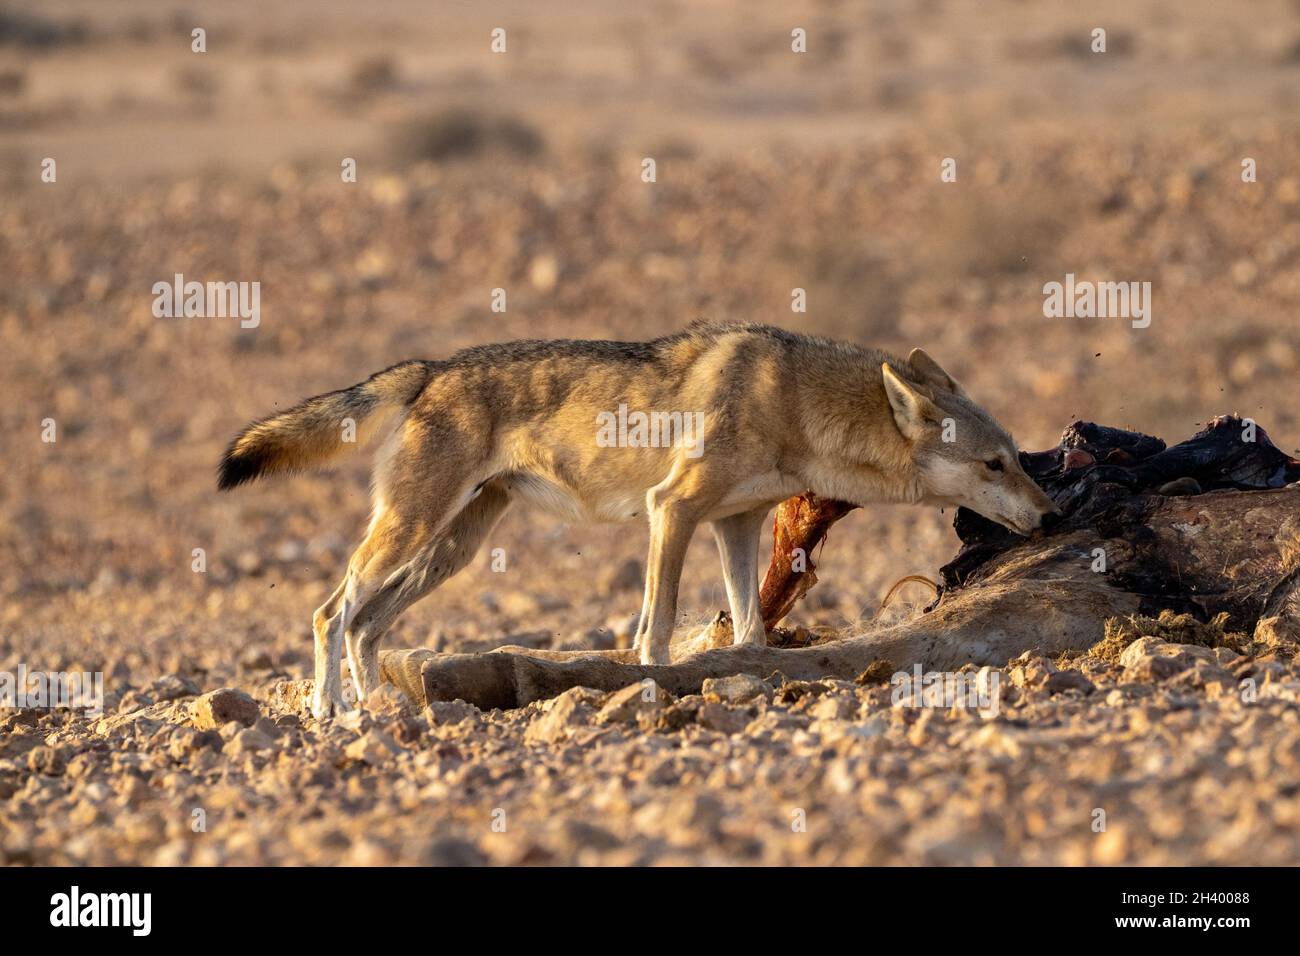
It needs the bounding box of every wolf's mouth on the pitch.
[994,514,1037,536]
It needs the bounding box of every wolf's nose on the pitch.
[1041,508,1063,532]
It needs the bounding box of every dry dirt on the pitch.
[3,0,1300,865]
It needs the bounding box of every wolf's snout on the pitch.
[1017,495,1062,536]
[1019,512,1045,534]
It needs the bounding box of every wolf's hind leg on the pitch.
[311,580,348,719]
[711,506,769,647]
[345,480,511,700]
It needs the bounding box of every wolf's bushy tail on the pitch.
[217,360,433,490]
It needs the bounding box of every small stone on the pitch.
[225,726,274,757]
[559,819,622,851]
[1009,654,1058,690]
[524,687,602,745]
[167,727,221,759]
[1169,660,1236,695]
[345,729,402,765]
[811,717,886,745]
[702,673,772,705]
[274,540,305,563]
[1213,646,1242,665]
[528,253,559,292]
[696,701,750,735]
[26,746,66,776]
[0,710,40,733]
[606,612,641,641]
[597,680,668,723]
[660,793,725,834]
[650,697,703,733]
[117,689,154,713]
[267,679,315,716]
[191,688,260,730]
[1118,637,1206,683]
[808,694,854,720]
[600,558,644,595]
[419,836,487,867]
[64,752,100,779]
[239,646,275,671]
[362,684,412,719]
[1230,259,1258,287]
[424,699,480,726]
[151,674,200,701]
[1045,670,1095,695]
[583,625,617,651]
[1118,637,1166,670]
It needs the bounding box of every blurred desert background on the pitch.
[2,0,1300,866]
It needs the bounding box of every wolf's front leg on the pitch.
[638,501,701,665]
[711,507,769,646]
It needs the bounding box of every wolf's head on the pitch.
[881,350,1059,536]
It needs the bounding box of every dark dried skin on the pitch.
[942,415,1300,595]
[1060,420,1167,460]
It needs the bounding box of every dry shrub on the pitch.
[854,659,896,686]
[173,66,219,98]
[392,109,544,162]
[350,55,399,95]
[1088,610,1249,665]
[0,68,24,96]
[0,6,90,49]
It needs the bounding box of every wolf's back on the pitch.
[217,360,432,490]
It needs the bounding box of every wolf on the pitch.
[218,322,1059,718]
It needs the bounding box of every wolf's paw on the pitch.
[639,646,671,667]
[310,688,351,720]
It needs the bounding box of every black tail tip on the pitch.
[217,449,262,491]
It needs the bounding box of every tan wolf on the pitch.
[218,322,1058,718]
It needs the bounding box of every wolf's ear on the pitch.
[907,348,966,399]
[881,363,942,440]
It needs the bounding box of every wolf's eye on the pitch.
[985,458,1003,472]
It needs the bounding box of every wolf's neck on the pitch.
[797,363,922,505]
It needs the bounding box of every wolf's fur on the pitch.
[218,322,1058,718]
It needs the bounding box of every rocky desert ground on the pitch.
[3,0,1300,865]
